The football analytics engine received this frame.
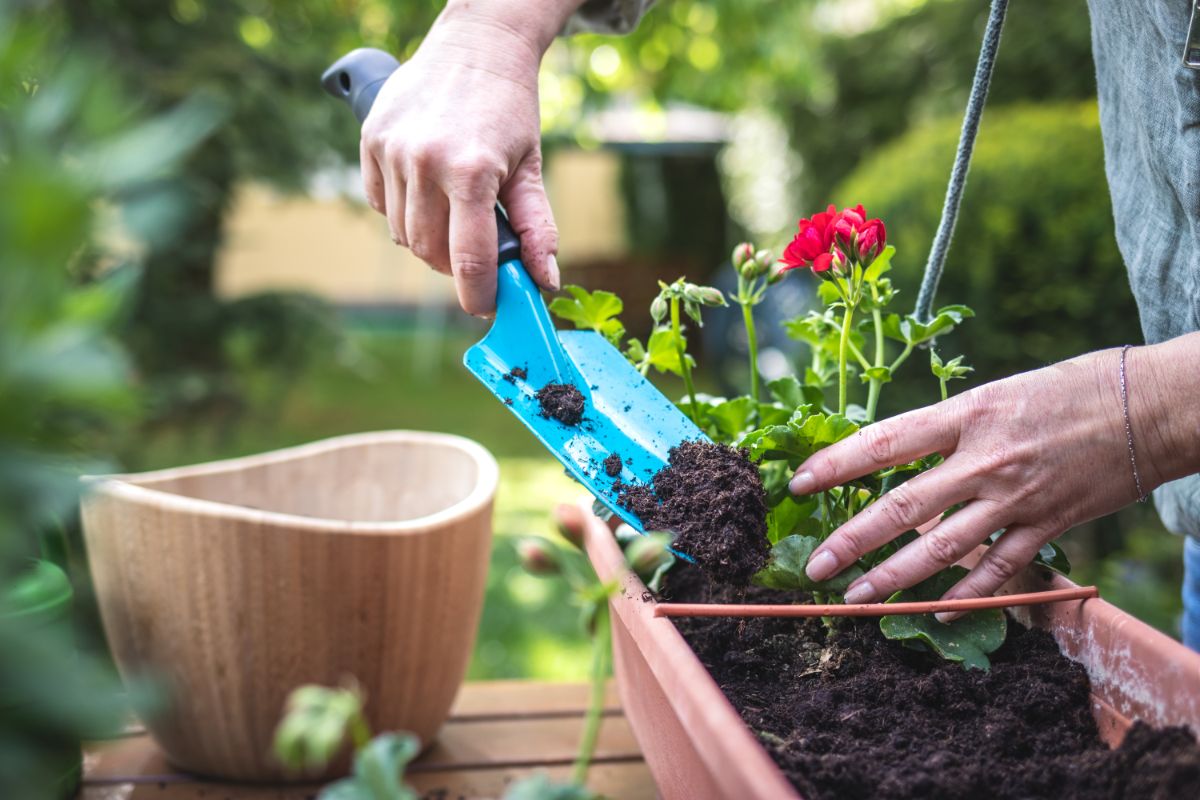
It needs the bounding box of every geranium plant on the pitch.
[553,203,1071,671]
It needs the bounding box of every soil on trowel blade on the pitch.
[602,452,623,477]
[503,365,528,384]
[659,564,1200,800]
[617,440,768,584]
[535,382,584,425]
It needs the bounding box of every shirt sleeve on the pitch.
[563,0,655,35]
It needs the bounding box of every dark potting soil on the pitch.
[503,365,527,383]
[535,382,584,425]
[617,440,768,585]
[660,565,1200,800]
[603,452,623,477]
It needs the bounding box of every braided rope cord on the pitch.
[912,0,1010,321]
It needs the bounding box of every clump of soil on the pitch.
[503,366,527,383]
[603,452,623,477]
[618,440,768,584]
[660,565,1200,800]
[535,382,584,425]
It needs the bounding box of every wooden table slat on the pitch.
[82,681,651,800]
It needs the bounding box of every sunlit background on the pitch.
[1,0,1184,791]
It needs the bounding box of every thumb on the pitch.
[499,151,560,291]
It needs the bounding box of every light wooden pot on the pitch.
[81,431,497,781]
[573,504,1200,800]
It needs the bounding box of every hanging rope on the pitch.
[913,0,1009,322]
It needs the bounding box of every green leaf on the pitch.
[816,281,842,306]
[274,684,364,773]
[642,327,693,376]
[863,245,895,283]
[753,535,864,592]
[320,733,420,800]
[502,773,599,800]
[881,305,975,346]
[703,396,758,441]
[859,366,892,384]
[879,566,1007,671]
[548,285,626,346]
[765,496,819,544]
[741,409,859,465]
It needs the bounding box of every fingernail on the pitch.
[547,254,561,291]
[843,581,875,605]
[935,611,961,625]
[805,550,838,583]
[789,470,815,495]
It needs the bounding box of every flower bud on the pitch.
[730,242,755,271]
[516,538,560,576]
[650,294,668,323]
[695,286,727,306]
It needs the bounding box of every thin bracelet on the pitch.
[1119,345,1149,502]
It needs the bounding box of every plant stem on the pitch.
[846,339,873,372]
[572,603,611,785]
[889,343,915,373]
[939,377,949,402]
[865,287,886,423]
[670,297,700,422]
[837,305,855,415]
[741,298,760,407]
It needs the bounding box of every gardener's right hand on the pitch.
[360,1,566,315]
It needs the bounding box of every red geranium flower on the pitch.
[779,205,838,272]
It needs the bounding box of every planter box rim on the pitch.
[82,430,498,535]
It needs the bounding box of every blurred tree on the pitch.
[835,102,1138,413]
[0,7,215,795]
[59,0,444,436]
[786,0,1097,202]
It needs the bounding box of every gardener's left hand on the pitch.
[792,337,1200,619]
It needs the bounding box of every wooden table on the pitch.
[81,681,655,799]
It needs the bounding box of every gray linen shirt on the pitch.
[1089,0,1200,538]
[571,0,1200,538]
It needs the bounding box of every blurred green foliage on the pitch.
[58,0,446,435]
[0,7,215,796]
[788,0,1096,201]
[836,102,1139,411]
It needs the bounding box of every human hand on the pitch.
[792,347,1165,618]
[359,2,565,315]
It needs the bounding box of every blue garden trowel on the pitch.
[322,48,708,537]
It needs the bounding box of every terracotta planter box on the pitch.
[81,432,497,781]
[579,504,1200,800]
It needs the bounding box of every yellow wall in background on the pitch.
[215,148,625,305]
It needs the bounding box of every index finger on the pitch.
[789,405,959,495]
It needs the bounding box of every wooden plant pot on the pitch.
[579,504,1200,800]
[81,431,498,781]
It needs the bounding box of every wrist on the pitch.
[1123,337,1200,490]
[441,0,582,57]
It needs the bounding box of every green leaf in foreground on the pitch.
[548,285,626,347]
[879,566,1007,671]
[320,733,420,800]
[502,772,598,800]
[753,535,864,592]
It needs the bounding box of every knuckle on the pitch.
[923,527,961,566]
[408,236,434,262]
[446,154,504,200]
[981,548,1023,585]
[452,255,494,282]
[862,423,896,465]
[829,527,866,562]
[880,484,918,530]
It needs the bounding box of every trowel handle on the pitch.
[321,48,522,264]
